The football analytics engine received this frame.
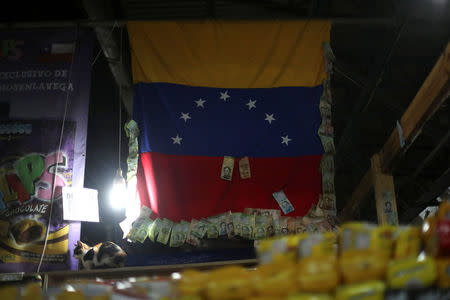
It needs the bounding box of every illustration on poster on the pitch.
[0,151,68,207]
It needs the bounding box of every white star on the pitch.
[265,113,276,124]
[171,134,182,145]
[195,98,206,108]
[180,112,191,122]
[281,135,292,146]
[246,99,257,110]
[220,90,230,101]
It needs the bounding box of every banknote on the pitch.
[255,209,280,237]
[232,213,242,236]
[318,118,334,137]
[126,217,142,242]
[148,218,162,242]
[191,218,208,239]
[322,172,335,194]
[217,212,229,236]
[126,206,153,242]
[287,217,297,234]
[186,219,201,245]
[225,212,235,238]
[305,218,330,234]
[170,221,189,247]
[304,204,320,221]
[207,217,219,238]
[272,190,295,215]
[295,218,306,234]
[220,156,234,181]
[271,213,281,236]
[279,217,289,235]
[320,154,334,173]
[319,100,332,119]
[135,218,153,243]
[243,208,257,216]
[140,205,153,218]
[253,215,269,240]
[240,214,254,240]
[156,218,174,245]
[326,214,339,232]
[316,193,337,216]
[239,156,251,179]
[320,135,335,153]
[256,209,281,218]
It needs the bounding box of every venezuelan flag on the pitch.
[128,20,331,222]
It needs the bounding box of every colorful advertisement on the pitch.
[0,120,75,270]
[0,28,93,271]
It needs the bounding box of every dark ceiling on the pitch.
[1,0,449,224]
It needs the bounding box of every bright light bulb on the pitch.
[110,168,127,210]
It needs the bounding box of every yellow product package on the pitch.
[22,283,44,300]
[339,223,395,255]
[205,266,254,300]
[178,269,209,296]
[370,225,396,257]
[394,226,422,259]
[256,236,290,265]
[0,286,18,300]
[176,296,203,300]
[288,294,333,300]
[339,223,393,283]
[339,249,389,284]
[387,257,436,289]
[335,281,385,300]
[246,297,285,300]
[297,232,339,292]
[252,258,299,297]
[55,290,86,300]
[298,255,338,293]
[436,258,450,288]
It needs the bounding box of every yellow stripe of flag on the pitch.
[128,20,331,88]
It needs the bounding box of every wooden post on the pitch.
[371,153,398,225]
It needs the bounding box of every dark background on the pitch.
[1,0,449,254]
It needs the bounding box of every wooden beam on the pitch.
[381,42,450,172]
[339,42,450,221]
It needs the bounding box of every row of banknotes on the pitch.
[126,205,339,247]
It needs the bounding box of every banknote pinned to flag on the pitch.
[273,190,295,215]
[239,156,251,179]
[220,156,235,181]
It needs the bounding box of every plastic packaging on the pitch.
[386,257,436,289]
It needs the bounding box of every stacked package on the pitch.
[1,202,450,299]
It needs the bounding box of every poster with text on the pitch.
[0,28,93,271]
[0,120,75,271]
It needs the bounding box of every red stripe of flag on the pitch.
[137,152,322,222]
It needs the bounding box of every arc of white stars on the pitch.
[171,134,182,145]
[265,113,276,124]
[220,90,230,101]
[180,112,191,122]
[246,99,257,110]
[281,135,292,146]
[195,98,206,108]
